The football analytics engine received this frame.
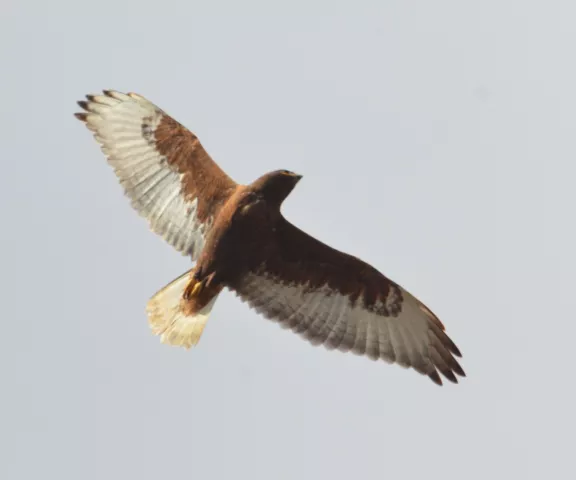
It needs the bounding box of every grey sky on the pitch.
[2,1,575,478]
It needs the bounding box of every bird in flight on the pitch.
[75,90,465,386]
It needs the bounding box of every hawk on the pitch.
[75,90,465,386]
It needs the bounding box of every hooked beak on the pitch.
[281,170,303,181]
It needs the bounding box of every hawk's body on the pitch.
[75,90,465,386]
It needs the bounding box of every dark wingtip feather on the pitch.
[427,321,463,358]
[452,360,466,378]
[86,94,96,102]
[77,100,89,111]
[103,89,114,97]
[450,343,462,358]
[428,371,443,386]
[440,369,458,384]
[440,333,462,357]
[74,112,88,121]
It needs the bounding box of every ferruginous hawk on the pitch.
[75,90,465,386]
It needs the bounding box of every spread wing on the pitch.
[75,90,237,260]
[229,219,465,386]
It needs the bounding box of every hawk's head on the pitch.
[249,169,302,207]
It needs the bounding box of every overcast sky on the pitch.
[2,1,575,479]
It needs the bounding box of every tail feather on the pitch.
[146,270,219,349]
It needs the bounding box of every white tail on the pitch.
[146,270,219,349]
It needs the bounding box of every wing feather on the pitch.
[230,219,465,386]
[75,90,237,259]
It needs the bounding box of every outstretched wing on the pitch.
[229,218,465,386]
[75,90,237,260]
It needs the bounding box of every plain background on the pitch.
[2,1,575,479]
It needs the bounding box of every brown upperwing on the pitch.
[75,90,237,259]
[229,216,465,386]
[152,110,236,224]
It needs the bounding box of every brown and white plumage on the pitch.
[75,90,235,259]
[229,219,464,386]
[75,90,465,386]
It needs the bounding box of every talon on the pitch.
[183,279,204,300]
[190,282,203,296]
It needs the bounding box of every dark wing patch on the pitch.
[230,219,465,386]
[75,90,237,259]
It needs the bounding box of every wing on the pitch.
[229,218,465,386]
[75,90,237,260]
